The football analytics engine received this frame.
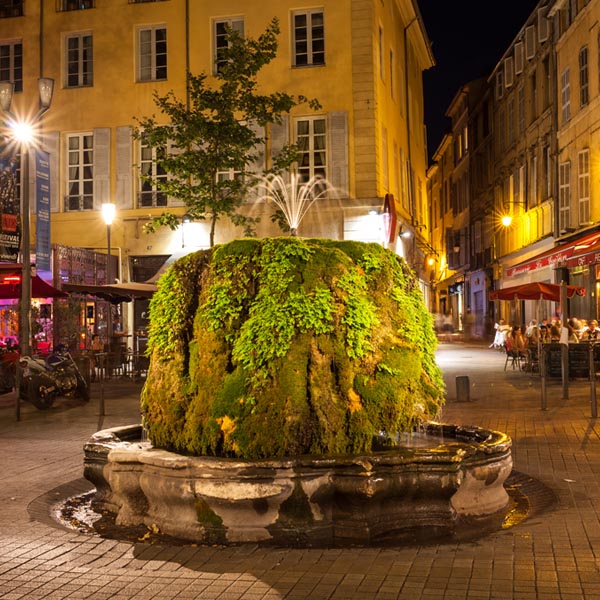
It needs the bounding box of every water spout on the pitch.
[258,172,333,235]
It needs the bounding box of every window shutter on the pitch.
[496,71,504,99]
[538,9,549,42]
[525,25,536,60]
[246,120,265,176]
[40,131,59,213]
[514,41,524,74]
[328,111,348,195]
[93,128,110,211]
[269,115,289,181]
[167,138,184,207]
[116,126,132,210]
[504,56,514,88]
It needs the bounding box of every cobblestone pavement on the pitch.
[1,344,600,599]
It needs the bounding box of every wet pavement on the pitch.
[1,342,600,599]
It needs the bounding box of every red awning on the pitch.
[489,282,586,302]
[506,231,600,277]
[0,266,67,300]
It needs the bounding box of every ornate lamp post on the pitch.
[0,78,54,357]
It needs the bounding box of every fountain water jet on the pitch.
[258,172,335,236]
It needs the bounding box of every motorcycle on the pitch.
[19,346,90,410]
[0,345,19,394]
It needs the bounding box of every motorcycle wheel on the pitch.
[23,375,56,410]
[75,371,90,402]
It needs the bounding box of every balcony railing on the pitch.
[65,195,94,212]
[56,0,94,11]
[0,1,23,18]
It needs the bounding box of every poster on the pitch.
[35,150,51,271]
[0,156,20,263]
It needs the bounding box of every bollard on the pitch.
[456,375,470,402]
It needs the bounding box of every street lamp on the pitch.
[0,78,54,357]
[101,202,116,346]
[101,203,116,284]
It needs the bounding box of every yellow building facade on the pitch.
[0,0,433,337]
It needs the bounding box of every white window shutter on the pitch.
[40,131,59,213]
[504,56,514,88]
[116,126,132,210]
[328,111,348,196]
[93,128,110,211]
[269,115,289,181]
[496,71,504,100]
[167,138,184,207]
[514,41,524,74]
[525,25,536,60]
[538,9,549,42]
[246,120,265,176]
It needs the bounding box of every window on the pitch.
[214,17,244,74]
[292,10,324,67]
[561,67,571,123]
[138,26,167,82]
[389,49,394,99]
[0,1,24,18]
[507,96,515,145]
[529,69,537,122]
[517,85,525,133]
[558,161,571,232]
[578,149,590,224]
[139,142,167,208]
[542,56,551,110]
[579,46,589,107]
[58,0,94,10]
[66,33,92,88]
[66,134,93,211]
[295,116,326,182]
[0,40,21,92]
[378,26,383,79]
[529,153,537,208]
[543,144,551,200]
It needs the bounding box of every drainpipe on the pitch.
[403,17,417,227]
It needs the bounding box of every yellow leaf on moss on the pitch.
[217,415,236,439]
[348,388,363,413]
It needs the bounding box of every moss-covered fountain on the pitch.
[84,236,512,547]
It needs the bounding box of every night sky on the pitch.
[417,0,540,161]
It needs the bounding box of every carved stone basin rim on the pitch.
[83,422,513,547]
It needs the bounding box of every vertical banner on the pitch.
[35,150,51,272]
[0,156,20,262]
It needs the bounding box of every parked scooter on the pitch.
[19,345,90,410]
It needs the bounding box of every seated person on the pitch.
[582,319,600,340]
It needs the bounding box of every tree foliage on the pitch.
[134,17,320,247]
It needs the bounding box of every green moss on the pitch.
[143,238,445,459]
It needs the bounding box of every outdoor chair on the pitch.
[504,342,522,371]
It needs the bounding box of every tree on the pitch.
[135,17,320,247]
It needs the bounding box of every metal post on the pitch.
[560,281,569,399]
[20,145,31,357]
[591,343,597,418]
[541,343,547,411]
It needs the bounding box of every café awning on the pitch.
[61,281,158,304]
[489,282,586,302]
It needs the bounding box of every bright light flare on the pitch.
[102,202,117,225]
[10,120,34,144]
[500,215,513,227]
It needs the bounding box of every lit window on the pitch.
[295,116,326,182]
[139,142,167,208]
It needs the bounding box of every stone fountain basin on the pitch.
[83,422,512,547]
